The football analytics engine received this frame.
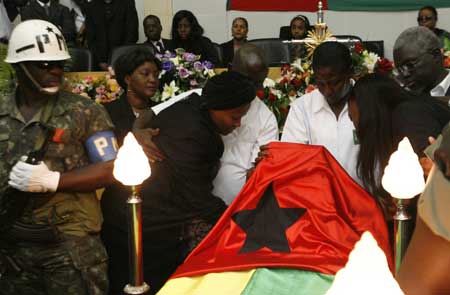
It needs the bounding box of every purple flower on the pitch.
[162,61,174,72]
[178,67,191,79]
[164,51,176,58]
[190,79,198,87]
[183,52,196,62]
[202,60,214,69]
[193,61,204,72]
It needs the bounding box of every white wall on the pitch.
[134,0,146,43]
[159,0,450,60]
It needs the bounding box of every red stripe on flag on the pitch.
[228,0,328,12]
[172,142,392,279]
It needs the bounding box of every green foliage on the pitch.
[0,43,15,96]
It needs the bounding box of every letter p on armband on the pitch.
[84,131,118,163]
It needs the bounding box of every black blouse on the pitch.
[172,36,220,66]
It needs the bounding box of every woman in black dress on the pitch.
[101,48,168,295]
[220,17,248,68]
[171,10,219,66]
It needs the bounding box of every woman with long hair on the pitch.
[171,10,219,66]
[287,15,311,60]
[348,73,450,213]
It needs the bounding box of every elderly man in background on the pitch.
[393,26,450,99]
[393,26,450,175]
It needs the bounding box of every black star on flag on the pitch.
[232,182,307,253]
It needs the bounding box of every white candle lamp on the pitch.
[326,232,404,295]
[381,137,425,275]
[113,132,151,294]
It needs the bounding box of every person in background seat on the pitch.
[220,17,248,68]
[170,10,219,66]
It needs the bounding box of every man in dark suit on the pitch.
[83,0,138,70]
[20,0,76,46]
[142,14,172,55]
[4,0,28,22]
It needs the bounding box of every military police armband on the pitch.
[84,131,118,163]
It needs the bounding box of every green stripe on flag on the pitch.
[241,268,334,295]
[328,0,450,11]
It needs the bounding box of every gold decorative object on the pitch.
[304,25,334,58]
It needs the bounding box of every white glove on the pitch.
[8,158,60,193]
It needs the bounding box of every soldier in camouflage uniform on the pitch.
[0,20,117,294]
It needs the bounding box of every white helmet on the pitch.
[5,20,70,64]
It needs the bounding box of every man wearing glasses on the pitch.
[394,26,450,101]
[391,27,450,294]
[0,20,116,294]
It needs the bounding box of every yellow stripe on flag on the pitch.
[157,269,256,295]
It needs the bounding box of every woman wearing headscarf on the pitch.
[102,70,256,294]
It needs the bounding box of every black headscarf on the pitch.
[201,71,256,110]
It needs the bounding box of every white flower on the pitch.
[203,69,215,78]
[291,58,305,72]
[161,81,179,101]
[263,78,276,88]
[271,88,283,98]
[289,95,298,103]
[362,50,380,72]
[170,56,180,66]
[158,70,166,79]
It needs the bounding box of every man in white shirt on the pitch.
[213,43,278,204]
[394,26,450,100]
[281,42,360,184]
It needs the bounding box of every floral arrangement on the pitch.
[66,67,122,104]
[256,43,394,129]
[256,59,316,128]
[352,42,394,77]
[155,48,215,102]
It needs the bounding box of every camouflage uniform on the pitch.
[0,90,114,294]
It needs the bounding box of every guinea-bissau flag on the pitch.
[157,142,393,295]
[227,0,450,12]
